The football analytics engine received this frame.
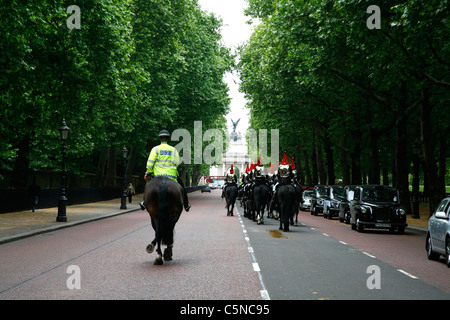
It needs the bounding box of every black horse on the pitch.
[276,183,296,231]
[224,183,238,216]
[143,176,183,265]
[292,183,302,226]
[252,183,270,224]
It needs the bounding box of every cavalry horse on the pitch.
[276,182,296,231]
[143,176,183,265]
[252,182,270,225]
[224,183,238,216]
[292,183,302,226]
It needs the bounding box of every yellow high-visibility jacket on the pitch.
[146,142,180,181]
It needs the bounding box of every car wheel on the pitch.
[356,219,364,232]
[426,233,440,261]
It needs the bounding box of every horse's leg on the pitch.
[261,206,264,224]
[151,220,163,265]
[163,243,173,261]
[147,218,158,253]
[257,209,263,225]
[154,241,163,265]
[230,203,234,216]
[146,238,156,253]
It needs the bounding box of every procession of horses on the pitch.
[142,151,301,265]
[223,152,302,232]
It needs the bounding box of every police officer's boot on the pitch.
[177,177,191,212]
[183,188,191,212]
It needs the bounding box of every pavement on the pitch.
[0,194,143,245]
[0,193,428,245]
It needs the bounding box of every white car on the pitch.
[300,190,314,211]
[426,197,450,267]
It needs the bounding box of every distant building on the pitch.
[209,118,250,178]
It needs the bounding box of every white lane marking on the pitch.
[362,252,376,258]
[236,207,271,300]
[397,269,418,279]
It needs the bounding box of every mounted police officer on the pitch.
[140,130,191,212]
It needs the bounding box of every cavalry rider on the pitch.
[270,151,292,205]
[252,155,268,187]
[222,164,237,198]
[238,164,250,200]
[140,130,191,212]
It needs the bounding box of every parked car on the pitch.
[201,185,211,193]
[311,185,327,216]
[300,190,314,211]
[323,185,345,219]
[339,185,358,224]
[426,197,450,267]
[349,185,407,233]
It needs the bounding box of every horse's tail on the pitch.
[158,181,174,245]
[279,186,293,223]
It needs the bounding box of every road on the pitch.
[0,189,448,301]
[241,205,449,299]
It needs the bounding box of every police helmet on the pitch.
[158,130,170,138]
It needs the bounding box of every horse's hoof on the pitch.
[163,248,173,261]
[146,243,154,254]
[154,254,163,265]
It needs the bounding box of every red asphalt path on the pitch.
[0,190,263,300]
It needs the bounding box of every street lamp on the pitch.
[120,146,128,209]
[412,141,421,219]
[57,119,70,222]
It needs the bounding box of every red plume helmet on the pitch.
[281,151,289,165]
[230,164,234,174]
[291,157,295,170]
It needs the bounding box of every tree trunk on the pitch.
[125,147,137,185]
[395,115,411,215]
[368,127,380,184]
[10,135,31,189]
[314,126,326,184]
[350,129,361,185]
[438,129,447,196]
[105,148,116,187]
[94,146,109,187]
[303,150,312,186]
[323,131,335,185]
[419,88,442,215]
